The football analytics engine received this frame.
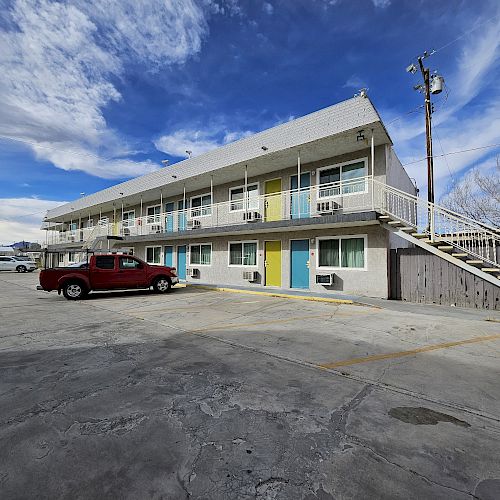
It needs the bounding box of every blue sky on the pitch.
[0,0,499,243]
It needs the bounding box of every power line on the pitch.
[402,143,500,167]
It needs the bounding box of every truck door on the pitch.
[116,256,148,288]
[91,255,119,289]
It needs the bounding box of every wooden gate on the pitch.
[390,247,499,310]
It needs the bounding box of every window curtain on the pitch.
[201,245,211,265]
[341,238,364,268]
[319,239,339,267]
[243,242,257,265]
[230,243,242,265]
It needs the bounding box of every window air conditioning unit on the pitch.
[186,267,199,278]
[242,270,258,282]
[122,228,131,236]
[316,201,340,215]
[316,274,334,286]
[244,211,262,223]
[187,219,202,229]
[68,235,75,242]
[151,224,162,233]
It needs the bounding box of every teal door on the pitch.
[178,200,187,231]
[177,245,186,280]
[165,202,174,232]
[164,245,173,267]
[291,173,310,219]
[290,239,309,289]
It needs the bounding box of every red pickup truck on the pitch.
[38,254,179,300]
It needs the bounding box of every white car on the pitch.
[0,256,37,272]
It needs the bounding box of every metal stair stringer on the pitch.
[381,222,500,287]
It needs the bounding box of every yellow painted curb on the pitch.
[189,284,354,305]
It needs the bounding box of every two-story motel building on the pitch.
[43,95,417,298]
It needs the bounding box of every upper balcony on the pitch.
[46,176,380,246]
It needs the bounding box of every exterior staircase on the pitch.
[374,180,499,287]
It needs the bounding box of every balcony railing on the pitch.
[46,177,374,245]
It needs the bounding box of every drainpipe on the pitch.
[371,129,375,211]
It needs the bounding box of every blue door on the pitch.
[164,245,173,267]
[291,173,311,219]
[178,200,187,231]
[165,202,174,232]
[290,239,309,289]
[177,245,186,280]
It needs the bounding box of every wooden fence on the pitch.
[390,248,499,310]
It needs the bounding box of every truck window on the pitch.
[119,257,142,269]
[95,256,115,269]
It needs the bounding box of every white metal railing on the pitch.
[46,177,374,245]
[374,179,500,267]
[45,175,499,268]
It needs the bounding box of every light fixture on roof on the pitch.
[186,150,192,158]
[406,63,417,74]
[356,130,365,142]
[172,175,177,179]
[119,192,124,196]
[261,146,268,151]
[80,192,85,197]
[161,159,169,166]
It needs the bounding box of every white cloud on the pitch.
[372,0,391,7]
[154,127,254,158]
[0,0,208,179]
[343,75,368,90]
[263,2,274,15]
[0,197,67,245]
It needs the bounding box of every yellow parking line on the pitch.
[319,333,500,370]
[191,285,355,305]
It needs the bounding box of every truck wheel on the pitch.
[62,281,86,300]
[152,277,171,293]
[16,265,27,273]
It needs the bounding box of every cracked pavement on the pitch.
[0,272,499,499]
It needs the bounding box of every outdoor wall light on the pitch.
[356,130,365,142]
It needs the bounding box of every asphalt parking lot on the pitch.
[1,271,499,500]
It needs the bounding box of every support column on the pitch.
[371,129,375,210]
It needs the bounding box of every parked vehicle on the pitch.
[0,256,37,273]
[38,254,178,300]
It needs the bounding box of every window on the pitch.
[119,257,142,269]
[190,194,212,217]
[68,252,76,262]
[317,236,366,269]
[85,219,94,228]
[229,241,257,266]
[146,205,161,224]
[318,159,367,198]
[95,255,115,269]
[229,184,259,211]
[190,244,211,265]
[58,253,64,264]
[69,222,77,232]
[146,246,161,264]
[122,210,135,227]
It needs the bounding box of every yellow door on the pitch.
[265,241,282,287]
[265,179,282,221]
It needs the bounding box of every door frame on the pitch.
[264,178,282,222]
[289,238,310,289]
[164,245,174,267]
[264,239,282,287]
[177,244,187,280]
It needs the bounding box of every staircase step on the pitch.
[412,233,428,238]
[481,268,500,273]
[437,246,454,252]
[400,227,414,232]
[379,215,392,220]
[452,253,468,258]
[388,220,404,226]
[466,260,483,265]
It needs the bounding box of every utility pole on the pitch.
[418,56,434,205]
[406,51,444,206]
